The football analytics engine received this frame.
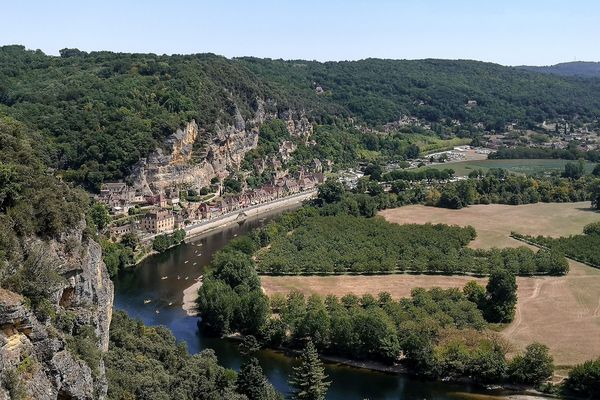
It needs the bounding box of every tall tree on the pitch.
[289,340,331,400]
[508,342,554,384]
[235,358,281,400]
[485,269,518,323]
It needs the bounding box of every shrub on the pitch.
[564,358,600,397]
[508,343,554,385]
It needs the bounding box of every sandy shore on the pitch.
[182,280,202,316]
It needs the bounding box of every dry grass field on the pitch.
[261,202,600,365]
[379,202,600,249]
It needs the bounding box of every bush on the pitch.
[564,358,600,397]
[508,343,554,385]
[583,221,600,236]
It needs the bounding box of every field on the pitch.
[419,158,597,177]
[261,202,600,365]
[379,202,600,249]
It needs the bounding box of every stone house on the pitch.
[142,210,175,234]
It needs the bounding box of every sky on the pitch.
[2,0,599,65]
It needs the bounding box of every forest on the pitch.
[4,45,600,188]
[255,214,568,276]
[105,311,281,400]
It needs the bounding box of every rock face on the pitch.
[0,223,113,400]
[132,99,313,195]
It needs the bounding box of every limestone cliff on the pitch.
[132,99,313,195]
[0,223,113,400]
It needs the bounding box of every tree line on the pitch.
[489,146,600,162]
[512,222,600,268]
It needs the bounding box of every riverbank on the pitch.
[184,189,316,241]
[182,280,202,316]
[222,335,554,399]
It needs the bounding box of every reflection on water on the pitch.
[113,206,522,399]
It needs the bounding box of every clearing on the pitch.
[261,202,600,365]
[379,202,600,249]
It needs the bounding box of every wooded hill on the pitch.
[2,45,600,185]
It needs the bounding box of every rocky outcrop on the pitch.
[132,98,313,195]
[0,223,113,400]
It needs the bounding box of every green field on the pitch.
[421,158,597,176]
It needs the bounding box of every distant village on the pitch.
[96,165,325,241]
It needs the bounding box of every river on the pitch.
[113,206,519,400]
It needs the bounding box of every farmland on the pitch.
[262,202,600,365]
[419,158,597,177]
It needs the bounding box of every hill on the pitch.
[3,45,600,186]
[517,61,600,78]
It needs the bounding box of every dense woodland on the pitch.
[255,214,568,276]
[4,45,600,187]
[105,311,281,400]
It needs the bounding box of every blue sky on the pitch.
[2,0,598,65]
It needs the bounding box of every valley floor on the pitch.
[262,202,600,366]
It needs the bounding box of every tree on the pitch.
[196,278,238,334]
[508,342,554,384]
[317,181,344,204]
[590,179,600,210]
[289,340,330,400]
[592,164,600,177]
[120,232,139,250]
[212,250,260,290]
[485,269,518,323]
[172,228,186,243]
[564,358,600,397]
[584,221,600,236]
[405,144,420,159]
[463,280,487,310]
[152,234,172,253]
[89,203,110,230]
[563,160,585,179]
[235,358,281,400]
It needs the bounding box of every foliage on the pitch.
[289,340,330,400]
[508,343,554,385]
[490,146,600,163]
[105,311,262,400]
[563,358,600,398]
[514,226,600,268]
[236,357,282,400]
[89,203,111,230]
[197,249,269,336]
[101,239,134,278]
[67,325,102,377]
[152,229,186,253]
[4,45,600,187]
[255,214,567,276]
[583,221,600,236]
[484,269,517,323]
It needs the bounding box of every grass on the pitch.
[419,158,597,177]
[380,202,600,249]
[261,203,600,365]
[411,135,471,153]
